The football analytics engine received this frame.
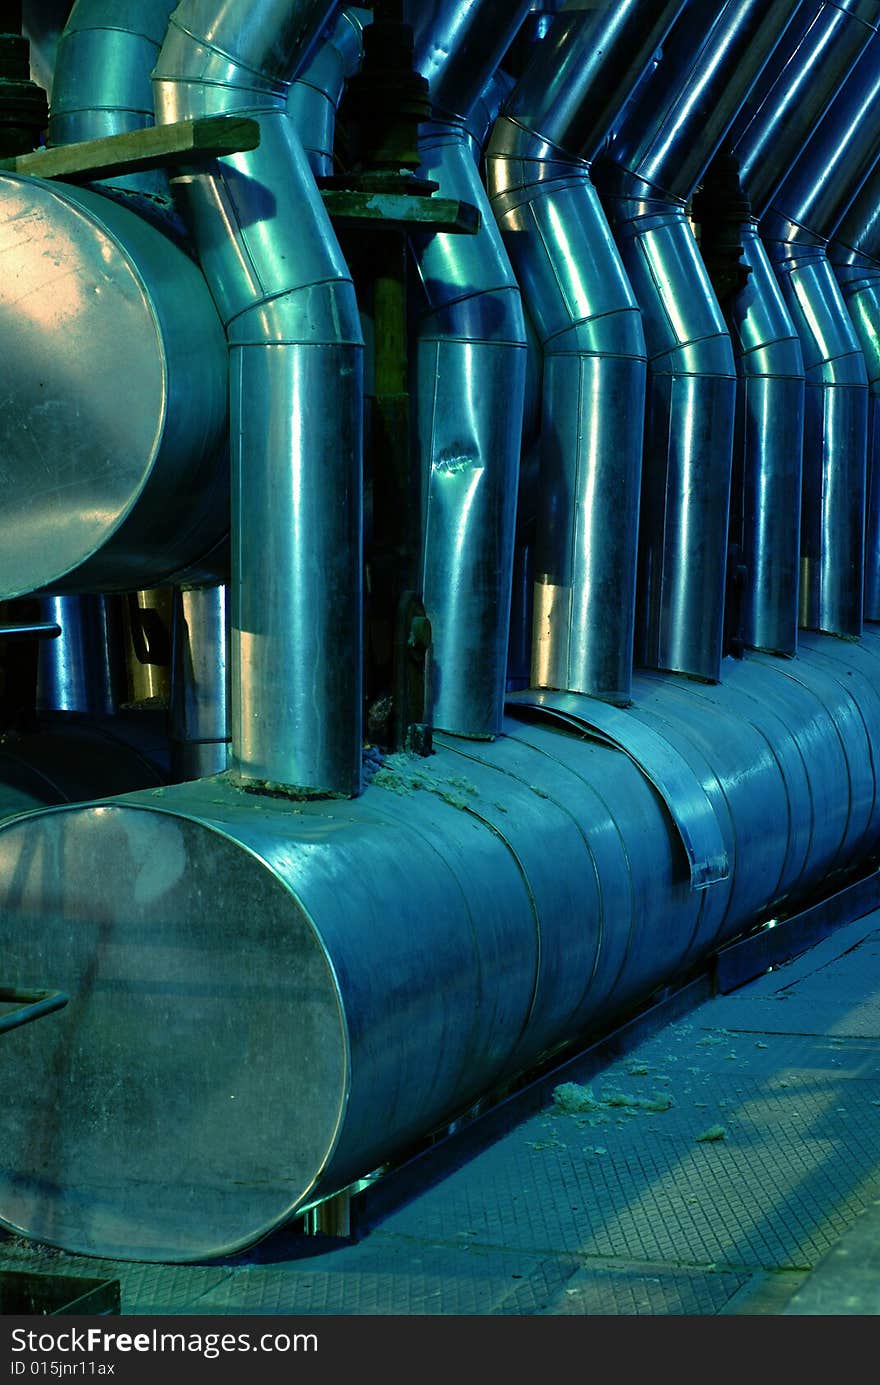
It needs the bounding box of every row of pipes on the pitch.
[5,0,880,1259]
[25,0,880,794]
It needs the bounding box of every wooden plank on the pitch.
[0,115,261,183]
[320,189,481,234]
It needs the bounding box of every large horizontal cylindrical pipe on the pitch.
[2,629,880,1259]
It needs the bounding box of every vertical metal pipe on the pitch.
[407,0,531,738]
[721,0,880,654]
[596,0,802,682]
[761,37,880,635]
[154,1,365,798]
[830,167,880,621]
[485,0,687,705]
[170,585,230,781]
[36,595,122,716]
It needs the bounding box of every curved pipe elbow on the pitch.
[603,191,736,379]
[767,237,870,385]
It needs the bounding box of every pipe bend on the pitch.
[603,194,736,378]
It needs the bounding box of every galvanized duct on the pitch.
[721,0,880,656]
[48,0,175,196]
[761,35,880,636]
[484,0,687,707]
[829,169,880,622]
[41,0,177,717]
[153,0,364,798]
[2,630,880,1259]
[404,0,530,739]
[594,0,802,683]
[286,7,370,178]
[169,585,230,780]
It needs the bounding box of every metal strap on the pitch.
[507,689,729,889]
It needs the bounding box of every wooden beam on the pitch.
[0,115,261,183]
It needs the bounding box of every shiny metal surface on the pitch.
[508,688,729,888]
[407,0,532,127]
[486,151,647,703]
[286,8,369,177]
[2,632,880,1258]
[408,2,531,738]
[170,585,230,781]
[729,0,880,219]
[728,224,805,655]
[48,0,176,196]
[765,242,869,636]
[36,596,122,716]
[596,0,800,680]
[154,0,364,797]
[601,0,802,206]
[605,195,735,679]
[491,0,688,166]
[0,173,228,597]
[831,250,880,620]
[485,0,685,703]
[762,34,880,247]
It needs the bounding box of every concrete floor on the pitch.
[2,907,880,1315]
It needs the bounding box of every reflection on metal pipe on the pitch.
[727,225,804,655]
[286,8,370,178]
[596,0,801,682]
[3,629,880,1259]
[486,0,687,704]
[154,0,364,798]
[170,586,230,782]
[36,595,122,716]
[49,0,177,197]
[721,0,880,655]
[408,0,531,738]
[761,38,880,635]
[729,0,880,222]
[830,167,880,621]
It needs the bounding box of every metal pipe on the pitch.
[36,595,122,716]
[761,38,880,636]
[406,0,531,738]
[830,168,880,621]
[286,8,370,178]
[727,224,805,655]
[596,0,802,682]
[48,0,177,196]
[3,629,880,1259]
[153,0,364,798]
[170,585,231,781]
[485,0,687,705]
[719,0,880,654]
[729,0,880,221]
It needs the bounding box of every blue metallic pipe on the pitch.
[153,0,364,798]
[596,0,802,682]
[761,37,880,635]
[485,0,687,706]
[285,8,370,178]
[830,170,880,620]
[721,0,880,654]
[48,0,176,197]
[407,0,531,739]
[3,629,880,1259]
